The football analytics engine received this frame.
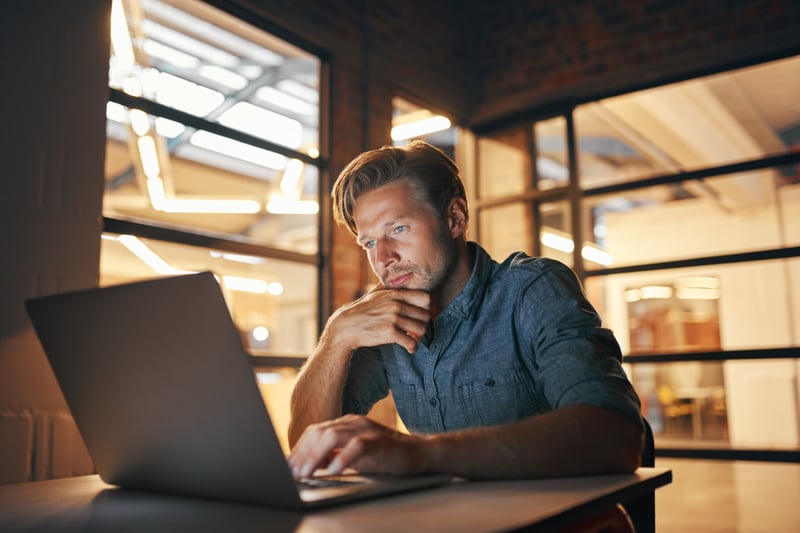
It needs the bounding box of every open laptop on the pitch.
[25,271,451,509]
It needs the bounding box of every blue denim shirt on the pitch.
[342,242,641,434]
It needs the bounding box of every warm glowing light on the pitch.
[117,235,193,275]
[267,282,284,296]
[266,196,319,215]
[137,136,161,178]
[110,0,135,69]
[159,198,261,214]
[222,275,268,293]
[129,109,150,136]
[252,326,270,342]
[391,115,452,141]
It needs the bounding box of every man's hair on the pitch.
[331,140,467,236]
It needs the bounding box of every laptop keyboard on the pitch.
[296,477,363,490]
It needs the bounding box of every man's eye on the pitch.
[363,240,375,249]
[392,225,407,235]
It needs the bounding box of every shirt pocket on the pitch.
[457,368,540,427]
[386,376,423,433]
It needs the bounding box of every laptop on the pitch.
[25,271,451,509]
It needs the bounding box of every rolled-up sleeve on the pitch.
[516,260,642,427]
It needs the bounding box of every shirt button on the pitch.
[429,397,438,406]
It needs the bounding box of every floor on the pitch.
[654,457,800,532]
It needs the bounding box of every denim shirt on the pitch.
[342,242,641,434]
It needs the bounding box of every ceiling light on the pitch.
[110,0,135,70]
[189,130,288,170]
[391,115,451,141]
[143,39,199,69]
[117,234,193,275]
[266,196,319,215]
[217,102,302,148]
[222,275,268,293]
[256,86,317,116]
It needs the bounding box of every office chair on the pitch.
[556,417,656,533]
[622,416,656,533]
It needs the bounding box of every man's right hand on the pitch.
[327,287,431,354]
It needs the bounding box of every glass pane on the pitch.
[109,0,320,155]
[630,358,800,450]
[576,54,800,189]
[478,203,532,260]
[534,116,569,191]
[539,201,574,267]
[631,361,729,443]
[99,233,317,357]
[391,97,456,156]
[104,104,319,253]
[584,258,800,355]
[582,165,799,269]
[477,127,530,199]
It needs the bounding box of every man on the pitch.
[288,141,643,481]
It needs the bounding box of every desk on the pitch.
[0,468,671,533]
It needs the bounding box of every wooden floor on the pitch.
[654,457,800,532]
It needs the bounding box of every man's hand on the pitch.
[330,287,431,354]
[288,414,429,479]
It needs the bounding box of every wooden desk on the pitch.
[0,468,671,533]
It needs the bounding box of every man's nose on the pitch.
[374,239,398,268]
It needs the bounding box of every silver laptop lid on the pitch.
[26,272,302,507]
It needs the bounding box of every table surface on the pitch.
[0,467,671,533]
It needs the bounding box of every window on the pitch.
[101,0,323,360]
[472,54,800,458]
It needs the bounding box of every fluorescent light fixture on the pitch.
[541,229,612,265]
[276,79,319,103]
[146,176,166,210]
[222,275,268,293]
[159,198,261,214]
[142,19,238,68]
[280,159,305,198]
[391,115,451,141]
[581,244,612,266]
[218,102,303,148]
[198,65,248,90]
[154,116,185,138]
[129,109,150,136]
[676,287,721,300]
[267,282,284,296]
[266,196,319,215]
[256,86,317,116]
[143,39,199,69]
[110,0,135,69]
[541,231,575,253]
[117,234,193,275]
[155,72,224,117]
[106,101,127,123]
[252,326,270,342]
[640,285,673,299]
[190,130,288,170]
[256,371,281,384]
[209,251,265,265]
[137,136,161,178]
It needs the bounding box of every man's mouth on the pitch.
[387,272,413,288]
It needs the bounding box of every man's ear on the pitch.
[447,197,468,238]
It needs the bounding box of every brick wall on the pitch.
[464,0,800,125]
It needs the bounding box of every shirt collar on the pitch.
[438,241,494,322]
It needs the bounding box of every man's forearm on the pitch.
[288,334,352,447]
[422,404,643,479]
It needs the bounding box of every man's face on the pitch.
[352,180,458,293]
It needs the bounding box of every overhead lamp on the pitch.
[222,275,268,293]
[110,0,135,70]
[391,115,452,141]
[117,234,193,275]
[540,229,613,266]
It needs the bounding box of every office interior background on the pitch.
[1,0,799,530]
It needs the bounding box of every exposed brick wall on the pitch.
[464,0,800,125]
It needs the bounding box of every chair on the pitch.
[622,417,656,533]
[556,417,656,533]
